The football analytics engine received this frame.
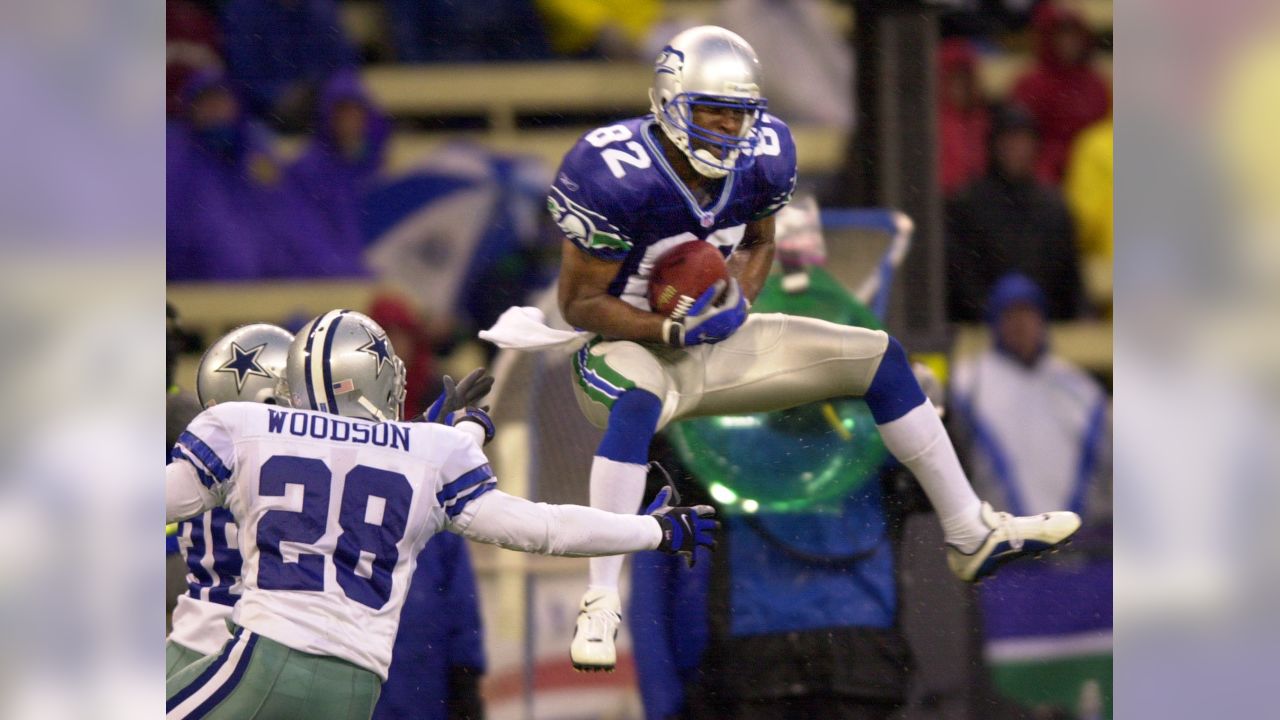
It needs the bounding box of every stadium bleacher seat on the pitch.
[276,118,850,175]
[977,54,1112,101]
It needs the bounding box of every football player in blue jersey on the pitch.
[545,26,1083,671]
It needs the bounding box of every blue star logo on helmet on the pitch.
[358,326,393,378]
[215,341,271,393]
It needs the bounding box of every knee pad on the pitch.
[864,336,926,424]
[597,389,662,464]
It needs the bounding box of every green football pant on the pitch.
[166,639,209,679]
[165,626,381,719]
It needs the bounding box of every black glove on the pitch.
[446,665,484,720]
[645,484,719,566]
[422,368,495,422]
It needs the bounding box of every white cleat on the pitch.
[947,502,1082,583]
[570,589,621,672]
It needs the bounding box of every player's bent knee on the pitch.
[864,336,927,424]
[598,390,661,464]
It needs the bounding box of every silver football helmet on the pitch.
[285,309,406,422]
[649,25,767,179]
[196,323,295,408]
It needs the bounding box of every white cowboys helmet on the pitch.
[285,309,406,422]
[649,25,767,179]
[196,323,295,408]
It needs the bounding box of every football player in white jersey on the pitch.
[537,25,1083,670]
[167,323,294,678]
[167,324,495,682]
[165,310,717,719]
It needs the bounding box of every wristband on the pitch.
[661,318,685,347]
[446,407,495,444]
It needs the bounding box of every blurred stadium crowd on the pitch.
[166,1,1113,719]
[166,0,1112,314]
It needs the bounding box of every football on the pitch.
[648,241,730,319]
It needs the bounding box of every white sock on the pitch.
[587,456,648,593]
[876,402,986,552]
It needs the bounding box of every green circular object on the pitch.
[667,268,890,513]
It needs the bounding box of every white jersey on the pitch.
[169,402,496,680]
[167,506,240,656]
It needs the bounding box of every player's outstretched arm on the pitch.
[558,239,669,342]
[449,487,718,559]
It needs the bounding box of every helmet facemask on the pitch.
[652,91,766,178]
[268,374,293,407]
[373,355,407,422]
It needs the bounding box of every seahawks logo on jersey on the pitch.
[548,186,632,254]
[752,172,797,221]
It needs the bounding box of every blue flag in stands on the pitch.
[362,142,557,331]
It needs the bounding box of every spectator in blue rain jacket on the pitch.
[287,70,391,276]
[167,70,358,280]
[221,0,356,129]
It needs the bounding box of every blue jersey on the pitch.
[548,114,797,310]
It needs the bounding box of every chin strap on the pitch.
[655,104,736,180]
[357,395,390,422]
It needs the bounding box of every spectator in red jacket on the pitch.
[1011,3,1110,184]
[166,0,222,117]
[287,70,392,276]
[939,38,991,198]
